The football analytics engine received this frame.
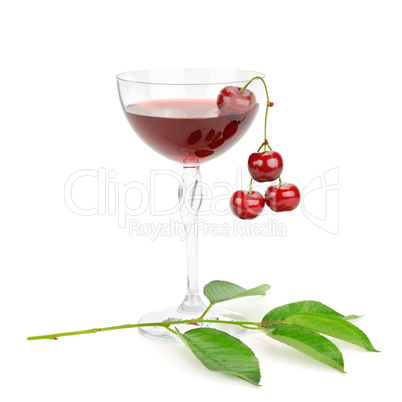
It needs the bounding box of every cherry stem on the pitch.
[257,140,272,153]
[241,76,272,152]
[248,177,253,194]
[242,77,284,186]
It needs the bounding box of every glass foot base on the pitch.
[138,306,247,343]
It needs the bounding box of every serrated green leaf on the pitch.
[343,315,362,321]
[203,280,270,305]
[267,324,345,372]
[176,327,261,386]
[285,313,379,352]
[262,300,347,329]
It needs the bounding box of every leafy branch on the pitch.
[27,280,379,386]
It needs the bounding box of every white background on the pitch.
[1,0,401,400]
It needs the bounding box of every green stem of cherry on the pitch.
[258,139,271,152]
[241,76,283,190]
[241,76,272,152]
[248,177,254,195]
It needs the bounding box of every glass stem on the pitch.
[177,165,206,315]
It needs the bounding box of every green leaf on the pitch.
[176,327,261,386]
[285,313,379,352]
[262,300,349,329]
[203,280,270,305]
[343,315,362,321]
[267,324,345,372]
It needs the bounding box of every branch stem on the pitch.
[198,303,213,319]
[27,319,284,341]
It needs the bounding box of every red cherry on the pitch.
[217,86,256,115]
[248,151,283,182]
[265,183,300,212]
[230,190,265,220]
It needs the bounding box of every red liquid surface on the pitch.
[124,99,259,164]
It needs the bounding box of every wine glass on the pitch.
[116,68,264,342]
